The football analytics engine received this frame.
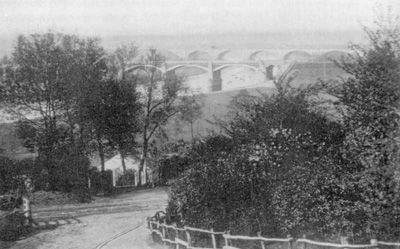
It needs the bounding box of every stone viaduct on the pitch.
[128,49,350,92]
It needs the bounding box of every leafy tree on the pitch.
[84,43,142,173]
[83,78,141,172]
[322,9,400,240]
[133,48,188,186]
[174,92,205,142]
[0,32,106,191]
[1,32,106,153]
[167,86,345,237]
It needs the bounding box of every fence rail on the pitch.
[147,213,400,249]
[297,239,375,248]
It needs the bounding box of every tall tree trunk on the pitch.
[97,134,105,172]
[190,121,194,142]
[138,137,148,186]
[97,133,107,194]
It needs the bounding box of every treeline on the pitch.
[0,33,199,199]
[165,14,400,241]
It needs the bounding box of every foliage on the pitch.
[174,92,205,141]
[132,48,189,185]
[0,156,33,211]
[29,190,78,205]
[89,170,114,194]
[0,212,26,241]
[82,77,142,172]
[31,143,91,200]
[167,9,400,242]
[167,94,345,237]
[1,33,106,155]
[322,9,400,240]
[0,156,24,195]
[0,32,106,195]
[158,154,190,185]
[116,169,137,186]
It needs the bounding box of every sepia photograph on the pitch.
[0,0,399,248]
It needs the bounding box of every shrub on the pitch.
[167,10,400,241]
[0,212,26,241]
[30,191,78,205]
[315,10,400,240]
[116,169,136,186]
[158,155,190,185]
[167,126,344,237]
[0,156,28,196]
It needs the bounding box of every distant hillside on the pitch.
[164,62,348,142]
[166,86,276,142]
[286,62,348,88]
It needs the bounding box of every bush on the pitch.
[89,170,113,195]
[0,212,26,241]
[0,156,29,196]
[0,192,22,211]
[167,89,345,237]
[167,10,400,242]
[30,191,78,205]
[116,169,136,186]
[158,155,190,185]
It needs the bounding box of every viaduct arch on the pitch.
[125,49,350,92]
[283,50,313,62]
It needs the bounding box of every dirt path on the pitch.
[1,187,170,249]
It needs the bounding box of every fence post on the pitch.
[166,225,170,241]
[185,227,192,248]
[147,219,152,231]
[22,195,31,225]
[302,234,307,249]
[370,238,378,249]
[287,235,292,249]
[156,220,161,240]
[224,231,230,247]
[175,226,180,249]
[258,232,266,249]
[162,225,166,243]
[211,228,217,249]
[340,236,349,249]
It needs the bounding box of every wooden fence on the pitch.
[147,216,400,249]
[0,195,32,225]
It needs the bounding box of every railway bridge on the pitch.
[127,48,350,92]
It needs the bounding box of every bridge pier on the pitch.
[211,70,222,91]
[205,61,222,92]
[164,60,277,93]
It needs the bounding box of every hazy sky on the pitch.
[1,0,399,37]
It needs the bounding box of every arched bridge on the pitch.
[128,48,350,92]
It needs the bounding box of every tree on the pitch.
[167,83,346,237]
[1,32,107,153]
[83,78,141,173]
[95,43,143,172]
[0,32,107,191]
[134,48,187,186]
[174,92,205,141]
[303,8,400,239]
[327,9,400,239]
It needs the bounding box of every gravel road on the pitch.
[2,187,170,249]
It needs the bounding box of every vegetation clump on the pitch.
[166,11,400,242]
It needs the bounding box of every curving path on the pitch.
[6,187,169,249]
